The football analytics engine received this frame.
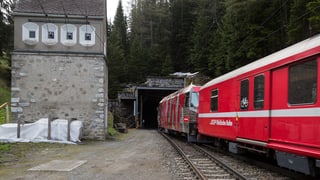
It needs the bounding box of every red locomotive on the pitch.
[198,34,320,176]
[159,35,320,176]
[158,84,200,142]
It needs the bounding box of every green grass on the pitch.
[0,144,10,152]
[0,142,69,164]
[107,112,118,136]
[0,86,11,124]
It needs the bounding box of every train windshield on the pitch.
[190,92,199,108]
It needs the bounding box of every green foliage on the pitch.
[107,112,118,136]
[107,0,316,98]
[0,86,10,104]
[107,1,128,99]
[307,0,320,35]
[0,86,11,124]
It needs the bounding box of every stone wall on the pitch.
[11,52,107,140]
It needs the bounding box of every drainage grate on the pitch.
[28,160,87,172]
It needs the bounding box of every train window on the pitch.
[210,89,218,111]
[240,80,249,110]
[289,59,317,105]
[185,93,190,107]
[191,92,199,108]
[254,75,264,109]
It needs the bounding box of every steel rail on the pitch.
[160,132,206,180]
[193,144,248,180]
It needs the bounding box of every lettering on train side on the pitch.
[209,119,233,126]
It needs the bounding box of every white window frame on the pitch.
[79,25,95,47]
[42,23,58,46]
[61,24,77,46]
[22,22,39,45]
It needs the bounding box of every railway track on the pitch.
[161,132,293,180]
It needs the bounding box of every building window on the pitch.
[210,89,218,111]
[79,25,95,47]
[240,80,249,110]
[48,31,55,39]
[85,33,91,40]
[254,75,264,109]
[289,59,317,105]
[42,23,58,45]
[61,24,77,46]
[22,22,39,45]
[29,31,36,38]
[67,32,73,40]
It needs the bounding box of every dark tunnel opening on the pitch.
[139,89,176,129]
[142,96,161,129]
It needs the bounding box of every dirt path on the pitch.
[0,129,174,180]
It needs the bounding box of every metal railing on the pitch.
[0,102,10,124]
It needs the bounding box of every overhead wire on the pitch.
[234,0,290,56]
[36,0,52,39]
[71,0,105,50]
[36,0,105,51]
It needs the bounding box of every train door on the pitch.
[270,58,319,146]
[237,73,270,142]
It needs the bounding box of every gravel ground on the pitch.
[0,129,178,180]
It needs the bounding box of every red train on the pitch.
[159,84,200,142]
[159,35,320,176]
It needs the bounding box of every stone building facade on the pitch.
[11,0,107,140]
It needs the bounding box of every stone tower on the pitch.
[11,0,108,140]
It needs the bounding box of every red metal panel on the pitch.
[198,117,236,141]
[270,67,288,109]
[198,81,237,140]
[267,141,320,158]
[237,117,269,142]
[268,59,320,157]
[270,117,320,148]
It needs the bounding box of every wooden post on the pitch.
[5,103,9,123]
[48,114,52,140]
[17,116,20,138]
[67,119,71,141]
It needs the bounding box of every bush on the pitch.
[107,112,118,136]
[0,85,11,124]
[0,86,10,104]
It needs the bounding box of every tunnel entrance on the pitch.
[116,77,185,129]
[138,88,176,129]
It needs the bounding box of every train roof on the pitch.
[159,84,200,103]
[201,34,320,90]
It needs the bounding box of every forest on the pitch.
[0,0,13,104]
[107,0,320,99]
[1,1,320,100]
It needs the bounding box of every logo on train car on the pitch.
[210,119,233,126]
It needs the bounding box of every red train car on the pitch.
[198,35,320,176]
[159,84,200,142]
